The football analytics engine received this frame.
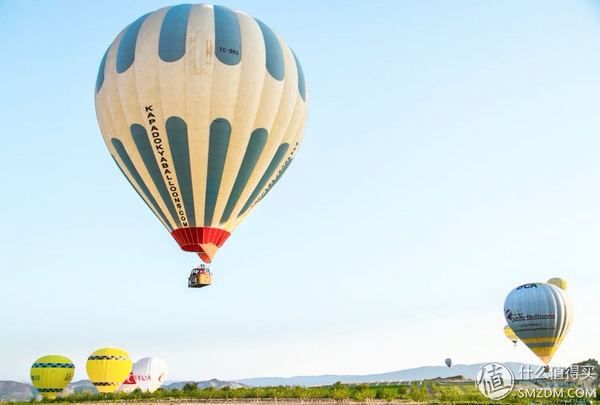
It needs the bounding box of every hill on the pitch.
[0,362,565,401]
[0,379,244,401]
[237,362,535,386]
[165,379,247,389]
[0,381,36,402]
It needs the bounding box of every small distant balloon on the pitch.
[30,355,74,399]
[547,277,567,290]
[445,358,452,368]
[504,281,572,365]
[86,348,132,393]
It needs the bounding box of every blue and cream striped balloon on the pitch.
[95,4,307,263]
[504,282,573,365]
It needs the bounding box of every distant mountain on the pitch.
[0,362,563,401]
[62,379,245,393]
[0,379,244,401]
[64,379,97,394]
[237,362,537,387]
[165,378,247,390]
[0,381,37,402]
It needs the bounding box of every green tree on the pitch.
[352,385,376,401]
[396,384,408,398]
[438,386,461,403]
[331,382,350,400]
[378,387,397,401]
[182,382,198,392]
[408,381,428,402]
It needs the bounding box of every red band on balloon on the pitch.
[171,227,231,263]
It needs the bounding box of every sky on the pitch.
[2,0,600,383]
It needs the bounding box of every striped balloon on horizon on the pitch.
[30,355,74,399]
[86,348,132,393]
[95,4,308,264]
[504,282,573,365]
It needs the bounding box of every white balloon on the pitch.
[117,372,138,393]
[95,4,308,266]
[133,357,168,392]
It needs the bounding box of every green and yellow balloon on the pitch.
[95,4,308,271]
[504,280,572,365]
[30,355,74,399]
[86,347,132,393]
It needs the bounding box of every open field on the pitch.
[8,402,451,405]
[5,380,597,405]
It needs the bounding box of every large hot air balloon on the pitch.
[30,355,74,399]
[444,358,452,368]
[504,282,573,365]
[86,348,133,393]
[547,277,567,290]
[95,4,308,287]
[503,324,518,346]
[132,357,168,392]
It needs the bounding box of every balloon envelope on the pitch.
[503,324,518,345]
[86,348,133,393]
[547,277,567,290]
[117,372,138,393]
[504,282,572,364]
[133,357,169,392]
[445,358,452,368]
[30,355,74,399]
[95,4,308,264]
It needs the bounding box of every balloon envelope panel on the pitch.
[547,277,567,290]
[117,372,138,393]
[504,283,572,364]
[503,324,518,344]
[95,3,308,263]
[86,348,133,393]
[30,355,74,399]
[133,357,168,392]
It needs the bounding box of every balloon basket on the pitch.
[188,265,212,288]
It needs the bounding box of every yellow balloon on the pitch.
[30,355,74,399]
[86,348,132,393]
[503,325,518,345]
[547,277,567,290]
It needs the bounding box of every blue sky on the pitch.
[2,0,600,382]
